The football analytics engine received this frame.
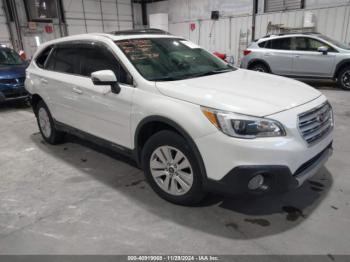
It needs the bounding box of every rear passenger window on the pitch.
[258,41,267,48]
[36,46,53,68]
[46,47,80,74]
[270,38,292,50]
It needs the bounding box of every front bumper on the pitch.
[205,143,333,195]
[195,95,334,194]
[0,86,28,102]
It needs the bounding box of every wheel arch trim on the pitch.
[134,115,208,182]
[334,59,350,79]
[247,59,271,72]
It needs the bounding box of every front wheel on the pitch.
[142,130,205,205]
[337,66,350,90]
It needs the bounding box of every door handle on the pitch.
[295,55,300,58]
[41,78,48,84]
[72,87,83,94]
[264,53,271,57]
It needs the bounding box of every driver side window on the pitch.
[77,44,133,85]
[293,37,336,52]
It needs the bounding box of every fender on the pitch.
[134,115,208,183]
[334,59,350,79]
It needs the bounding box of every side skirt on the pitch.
[54,120,137,162]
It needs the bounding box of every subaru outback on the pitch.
[25,29,334,205]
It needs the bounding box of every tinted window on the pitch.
[115,38,234,81]
[36,46,53,68]
[258,41,267,48]
[46,47,80,74]
[78,45,132,85]
[318,35,350,50]
[0,48,24,65]
[270,38,292,50]
[294,37,336,52]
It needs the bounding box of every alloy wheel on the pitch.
[38,107,52,138]
[149,146,193,196]
[341,71,350,89]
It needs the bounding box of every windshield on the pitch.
[318,35,350,50]
[115,38,235,81]
[0,49,24,65]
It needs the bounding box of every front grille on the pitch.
[0,77,25,85]
[0,78,17,85]
[1,88,27,98]
[298,102,333,145]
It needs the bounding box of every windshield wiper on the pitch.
[149,75,182,81]
[185,68,233,79]
[148,68,233,81]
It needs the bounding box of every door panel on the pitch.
[42,46,82,127]
[68,77,134,148]
[63,42,134,148]
[42,41,134,148]
[264,50,294,75]
[292,37,336,77]
[263,37,294,75]
[292,51,335,77]
[45,72,86,128]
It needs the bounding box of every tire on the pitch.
[35,100,65,144]
[141,130,206,205]
[337,66,350,90]
[250,63,269,73]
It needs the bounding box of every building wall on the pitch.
[2,0,133,57]
[0,1,11,46]
[147,0,350,65]
[255,4,350,43]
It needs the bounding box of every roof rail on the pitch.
[261,31,321,39]
[109,28,171,36]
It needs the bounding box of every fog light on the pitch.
[248,174,265,190]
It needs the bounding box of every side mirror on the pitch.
[91,70,121,94]
[318,46,328,55]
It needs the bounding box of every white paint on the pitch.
[34,36,41,47]
[27,32,333,182]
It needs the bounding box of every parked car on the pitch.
[0,47,28,103]
[240,32,350,90]
[25,30,334,205]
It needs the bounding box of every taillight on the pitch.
[243,50,252,56]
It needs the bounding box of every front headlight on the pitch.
[201,106,286,138]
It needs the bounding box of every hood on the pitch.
[0,64,26,79]
[155,69,321,116]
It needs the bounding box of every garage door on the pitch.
[63,0,133,35]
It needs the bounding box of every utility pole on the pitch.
[252,0,257,41]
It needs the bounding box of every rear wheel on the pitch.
[250,63,269,73]
[142,130,205,205]
[337,66,350,90]
[36,100,65,144]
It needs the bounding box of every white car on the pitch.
[25,29,334,205]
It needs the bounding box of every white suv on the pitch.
[25,29,334,205]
